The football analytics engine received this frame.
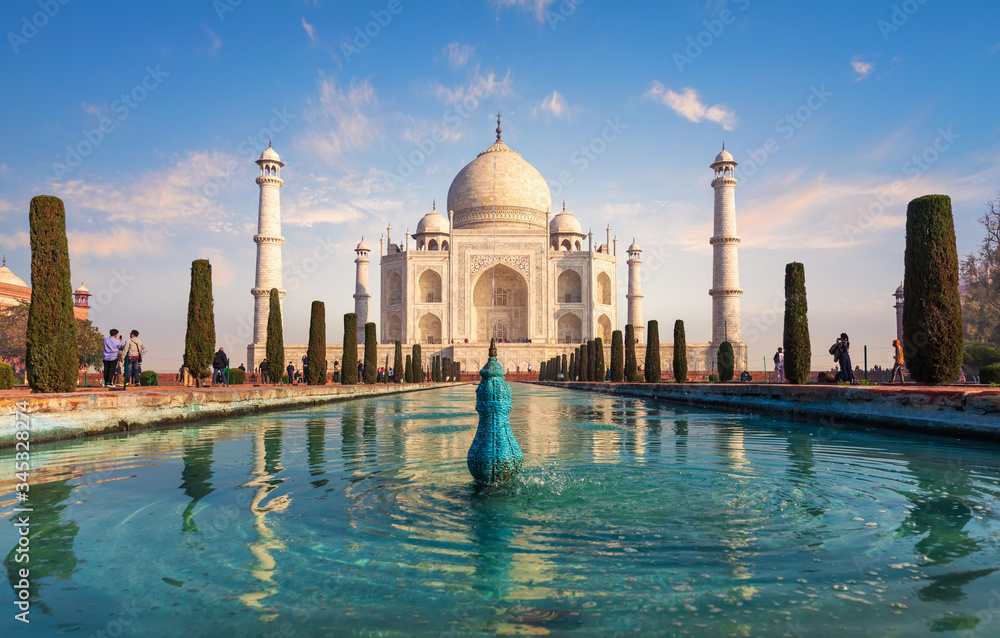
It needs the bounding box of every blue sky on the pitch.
[1,0,998,372]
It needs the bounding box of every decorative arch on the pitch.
[597,314,612,342]
[575,240,582,251]
[418,313,441,344]
[428,239,439,251]
[558,313,582,344]
[418,269,442,303]
[441,240,449,251]
[596,272,612,305]
[472,264,528,343]
[561,239,572,251]
[558,269,582,304]
[387,272,402,306]
[387,314,402,342]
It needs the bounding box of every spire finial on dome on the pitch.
[722,141,725,151]
[562,201,566,212]
[269,139,272,148]
[496,111,502,141]
[1,255,5,267]
[433,199,436,211]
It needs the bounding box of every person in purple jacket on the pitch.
[102,329,123,387]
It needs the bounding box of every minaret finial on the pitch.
[433,199,436,211]
[269,139,272,148]
[722,141,725,151]
[562,201,566,212]
[489,338,497,358]
[496,111,502,141]
[1,255,5,267]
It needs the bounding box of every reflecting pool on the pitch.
[4,384,1000,636]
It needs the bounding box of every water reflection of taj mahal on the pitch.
[247,119,747,374]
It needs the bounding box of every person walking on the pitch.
[213,347,228,385]
[102,329,123,387]
[774,347,785,383]
[333,360,340,383]
[258,358,269,384]
[287,361,295,384]
[836,333,855,384]
[890,339,904,384]
[121,330,144,387]
[357,360,364,383]
[302,354,308,381]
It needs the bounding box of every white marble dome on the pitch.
[0,264,27,288]
[447,134,551,231]
[549,207,583,235]
[416,207,449,235]
[260,146,281,162]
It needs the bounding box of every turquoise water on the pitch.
[4,384,1000,636]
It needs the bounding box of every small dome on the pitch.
[75,283,90,294]
[628,239,641,253]
[356,239,369,252]
[549,207,583,235]
[0,264,27,288]
[714,148,734,163]
[895,284,904,295]
[416,207,449,235]
[260,145,280,162]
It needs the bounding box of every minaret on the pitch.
[354,238,371,343]
[894,284,904,343]
[709,144,742,345]
[626,239,644,343]
[251,142,285,346]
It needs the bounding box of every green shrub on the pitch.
[363,322,377,384]
[644,320,661,383]
[266,289,285,385]
[569,351,577,381]
[139,370,160,386]
[404,354,412,383]
[964,342,1000,375]
[306,301,327,385]
[413,344,422,382]
[342,313,358,384]
[432,356,441,382]
[580,342,590,381]
[981,363,1000,385]
[0,362,14,390]
[903,195,963,385]
[225,368,245,385]
[673,320,687,383]
[609,330,624,383]
[561,353,568,380]
[717,341,734,382]
[594,337,606,382]
[26,195,79,393]
[783,262,811,384]
[624,324,637,382]
[394,341,404,383]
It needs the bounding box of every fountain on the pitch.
[467,339,523,485]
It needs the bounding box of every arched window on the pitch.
[493,287,509,307]
[575,240,582,251]
[598,314,612,342]
[387,314,402,341]
[491,319,508,341]
[418,313,442,344]
[561,239,572,251]
[387,272,402,306]
[557,313,582,344]
[596,272,612,305]
[428,239,438,251]
[557,269,582,304]
[472,265,528,342]
[418,269,442,303]
[441,240,449,251]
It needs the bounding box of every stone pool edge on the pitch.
[0,383,467,448]
[533,382,1000,440]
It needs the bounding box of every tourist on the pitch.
[358,360,364,381]
[287,361,295,384]
[259,358,269,384]
[238,363,246,372]
[333,360,340,383]
[113,359,122,386]
[836,334,855,384]
[774,347,784,382]
[121,330,144,387]
[212,347,228,385]
[302,354,308,380]
[957,367,967,383]
[102,329,122,387]
[890,339,904,384]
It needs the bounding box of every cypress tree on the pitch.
[624,324,637,382]
[26,196,79,392]
[644,320,661,383]
[363,322,377,384]
[561,353,568,380]
[306,301,327,385]
[265,288,284,386]
[454,362,461,381]
[384,354,390,383]
[782,263,811,384]
[341,313,358,384]
[443,356,452,382]
[182,259,215,388]
[587,339,597,381]
[673,320,688,383]
[611,330,624,382]
[580,342,589,381]
[404,354,412,383]
[594,337,606,382]
[717,341,735,382]
[541,361,547,381]
[903,195,964,385]
[569,351,577,381]
[432,356,440,382]
[413,344,422,382]
[394,341,403,383]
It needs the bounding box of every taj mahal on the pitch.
[246,117,747,375]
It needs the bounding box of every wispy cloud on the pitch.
[302,17,317,46]
[494,0,559,21]
[202,24,222,55]
[0,231,28,251]
[285,170,400,227]
[426,68,513,106]
[534,90,571,120]
[851,56,874,80]
[298,74,385,163]
[67,228,167,258]
[0,198,15,213]
[645,82,736,131]
[443,42,475,69]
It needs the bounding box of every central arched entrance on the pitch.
[472,264,528,342]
